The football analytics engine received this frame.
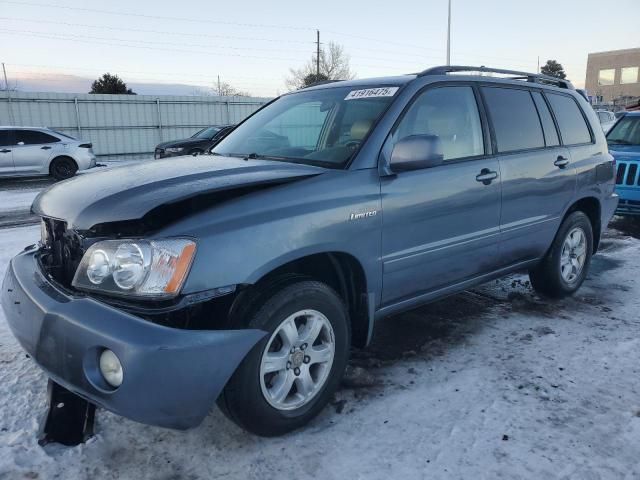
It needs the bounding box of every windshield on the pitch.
[607,116,640,146]
[192,126,221,139]
[213,85,400,168]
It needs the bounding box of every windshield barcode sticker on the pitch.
[345,87,399,100]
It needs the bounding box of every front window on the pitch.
[192,127,221,139]
[598,69,616,86]
[213,85,399,168]
[607,116,640,146]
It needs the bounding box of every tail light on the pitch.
[79,143,92,148]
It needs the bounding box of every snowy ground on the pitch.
[1,218,640,479]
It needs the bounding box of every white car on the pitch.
[595,110,616,134]
[0,126,97,180]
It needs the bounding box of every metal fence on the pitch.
[0,91,270,160]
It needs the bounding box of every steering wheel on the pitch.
[345,140,362,149]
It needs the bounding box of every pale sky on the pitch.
[1,0,638,97]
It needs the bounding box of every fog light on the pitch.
[99,349,123,387]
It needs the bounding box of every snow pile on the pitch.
[1,224,640,479]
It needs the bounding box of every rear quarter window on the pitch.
[482,87,545,153]
[546,93,592,145]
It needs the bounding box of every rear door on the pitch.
[0,130,14,175]
[480,86,575,265]
[380,84,502,305]
[12,130,60,174]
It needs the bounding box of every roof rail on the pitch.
[418,65,574,90]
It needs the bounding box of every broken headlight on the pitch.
[72,238,196,299]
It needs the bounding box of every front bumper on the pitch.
[1,248,265,429]
[154,148,183,159]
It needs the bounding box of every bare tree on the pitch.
[193,80,251,97]
[286,41,355,90]
[218,81,251,97]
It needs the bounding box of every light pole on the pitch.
[446,0,451,65]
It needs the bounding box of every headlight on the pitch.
[165,147,184,153]
[72,238,196,299]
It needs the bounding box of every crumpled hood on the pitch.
[32,156,325,230]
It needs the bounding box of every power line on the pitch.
[0,15,315,45]
[0,0,315,31]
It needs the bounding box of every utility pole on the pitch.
[446,0,451,65]
[316,30,321,76]
[217,75,221,96]
[537,56,540,73]
[2,63,8,91]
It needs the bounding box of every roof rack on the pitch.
[418,65,574,90]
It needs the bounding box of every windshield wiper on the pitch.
[608,140,632,145]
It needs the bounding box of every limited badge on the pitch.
[345,87,399,100]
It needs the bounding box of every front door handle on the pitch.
[476,168,498,185]
[0,149,10,153]
[41,146,52,150]
[554,156,570,168]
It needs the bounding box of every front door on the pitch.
[0,130,14,175]
[380,85,502,305]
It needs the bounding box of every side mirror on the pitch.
[389,134,444,172]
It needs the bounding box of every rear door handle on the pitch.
[41,146,52,150]
[0,149,10,153]
[476,169,499,185]
[554,156,570,168]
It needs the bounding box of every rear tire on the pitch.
[219,280,350,436]
[529,211,593,298]
[50,156,78,180]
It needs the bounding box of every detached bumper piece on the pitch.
[39,380,96,447]
[1,247,266,438]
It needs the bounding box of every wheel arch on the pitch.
[239,251,372,348]
[563,196,602,253]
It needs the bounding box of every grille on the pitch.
[616,162,640,186]
[40,217,85,288]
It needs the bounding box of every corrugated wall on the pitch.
[0,91,270,160]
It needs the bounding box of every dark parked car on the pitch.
[154,125,234,159]
[2,66,617,443]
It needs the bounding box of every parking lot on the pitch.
[1,190,639,479]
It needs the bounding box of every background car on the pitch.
[154,125,234,159]
[608,111,640,216]
[595,109,617,133]
[0,126,96,180]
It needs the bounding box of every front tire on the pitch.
[529,211,593,298]
[219,280,350,436]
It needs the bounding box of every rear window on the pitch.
[482,87,544,152]
[15,130,60,145]
[531,92,559,147]
[546,93,592,145]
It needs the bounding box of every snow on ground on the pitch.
[1,222,640,479]
[0,190,40,213]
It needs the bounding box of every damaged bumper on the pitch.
[1,247,266,430]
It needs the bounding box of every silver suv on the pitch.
[0,126,97,180]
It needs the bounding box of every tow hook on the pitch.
[38,380,97,447]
